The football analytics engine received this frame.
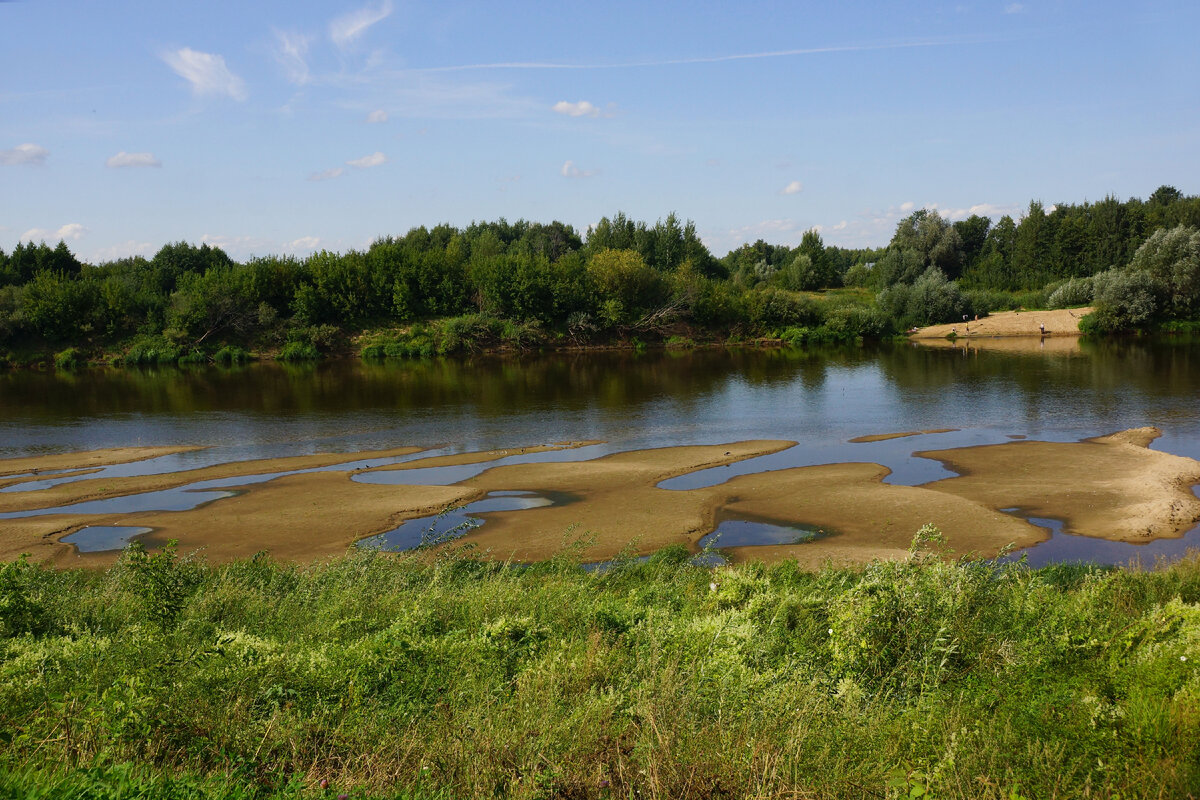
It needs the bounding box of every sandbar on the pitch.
[910,308,1092,340]
[0,446,207,477]
[849,429,958,443]
[917,427,1200,542]
[0,446,426,514]
[361,441,602,473]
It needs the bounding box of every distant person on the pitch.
[1039,322,1045,335]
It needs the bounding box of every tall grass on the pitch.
[1,541,1198,799]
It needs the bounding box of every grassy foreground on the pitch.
[1,538,1198,799]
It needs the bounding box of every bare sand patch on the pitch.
[917,427,1200,542]
[457,445,1038,565]
[455,441,796,562]
[0,446,426,514]
[361,441,602,473]
[0,446,206,477]
[910,307,1092,340]
[849,429,958,443]
[709,463,1041,567]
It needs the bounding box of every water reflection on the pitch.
[358,491,562,552]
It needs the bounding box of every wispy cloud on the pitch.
[561,160,596,179]
[1004,3,1025,13]
[366,109,388,123]
[330,1,393,49]
[21,222,87,242]
[552,100,609,118]
[347,151,387,168]
[413,35,999,73]
[273,30,311,85]
[284,236,322,252]
[106,151,162,168]
[1,143,49,165]
[162,47,247,100]
[308,167,345,181]
[780,180,803,195]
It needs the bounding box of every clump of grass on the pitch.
[1,541,1198,798]
[53,347,82,370]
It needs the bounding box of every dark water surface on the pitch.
[3,337,1200,562]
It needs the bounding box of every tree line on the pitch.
[1,187,1197,364]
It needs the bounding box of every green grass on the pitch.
[1,542,1198,799]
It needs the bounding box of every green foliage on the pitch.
[1047,276,1095,308]
[119,540,201,631]
[212,345,249,365]
[53,347,82,370]
[0,556,48,638]
[118,336,183,366]
[1089,268,1165,332]
[276,341,320,361]
[878,267,970,327]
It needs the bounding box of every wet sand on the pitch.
[361,441,602,473]
[0,446,206,477]
[849,429,958,443]
[911,308,1092,340]
[917,427,1200,543]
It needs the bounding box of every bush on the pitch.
[212,345,249,364]
[53,347,81,370]
[1047,276,1094,308]
[119,337,182,366]
[1089,268,1164,332]
[277,341,320,361]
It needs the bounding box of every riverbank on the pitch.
[1,550,1197,799]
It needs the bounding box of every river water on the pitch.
[3,336,1200,565]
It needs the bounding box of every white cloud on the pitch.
[347,152,387,168]
[199,234,273,258]
[106,151,162,169]
[273,30,311,85]
[21,223,87,242]
[308,167,345,181]
[560,160,596,179]
[284,236,322,252]
[330,1,393,49]
[781,180,803,195]
[1004,3,1025,13]
[832,220,848,231]
[899,201,916,212]
[553,100,600,118]
[366,109,389,123]
[163,48,247,101]
[1,143,49,166]
[934,201,1022,221]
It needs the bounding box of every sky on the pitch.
[1,1,1198,263]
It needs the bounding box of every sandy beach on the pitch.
[910,307,1092,340]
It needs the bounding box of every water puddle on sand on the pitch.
[1000,496,1200,568]
[699,518,833,549]
[358,491,564,552]
[61,526,152,552]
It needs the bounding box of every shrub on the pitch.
[277,341,320,361]
[1047,276,1094,308]
[53,347,81,370]
[212,345,249,364]
[1089,268,1164,332]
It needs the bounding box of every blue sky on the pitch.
[2,0,1197,262]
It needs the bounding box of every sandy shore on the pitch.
[0,446,426,514]
[917,427,1200,543]
[911,308,1092,340]
[849,429,958,443]
[4,428,1199,567]
[0,446,207,477]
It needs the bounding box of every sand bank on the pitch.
[910,308,1092,340]
[849,429,958,443]
[361,441,602,473]
[918,427,1200,542]
[0,446,206,477]
[0,446,425,514]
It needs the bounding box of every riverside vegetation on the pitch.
[0,531,1198,799]
[1,186,1199,368]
